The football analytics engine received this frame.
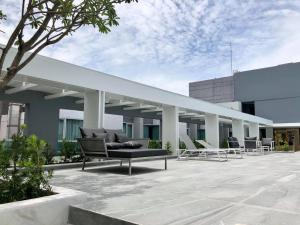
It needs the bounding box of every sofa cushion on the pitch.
[107,149,168,158]
[92,132,107,140]
[228,137,240,148]
[105,129,123,134]
[106,142,123,150]
[123,141,143,149]
[262,138,272,146]
[245,137,257,141]
[115,133,131,143]
[105,132,116,143]
[80,127,105,138]
[244,137,257,149]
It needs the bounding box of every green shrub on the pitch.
[0,124,53,204]
[60,139,79,162]
[278,139,290,151]
[179,141,186,149]
[193,140,204,149]
[164,141,172,154]
[148,140,162,149]
[43,143,55,165]
[220,139,229,149]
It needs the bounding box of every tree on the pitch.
[0,0,137,89]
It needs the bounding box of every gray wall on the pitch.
[234,62,300,123]
[0,88,82,150]
[189,76,234,103]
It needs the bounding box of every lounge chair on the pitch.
[178,132,228,161]
[197,140,244,159]
[244,137,267,155]
[261,138,275,152]
[77,128,168,175]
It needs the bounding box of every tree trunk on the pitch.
[0,49,25,90]
[0,70,17,89]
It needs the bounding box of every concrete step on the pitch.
[68,205,137,225]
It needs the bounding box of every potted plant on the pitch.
[0,125,87,225]
[0,124,53,204]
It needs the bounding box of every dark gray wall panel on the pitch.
[234,62,300,123]
[0,88,82,149]
[255,97,300,123]
[234,63,300,102]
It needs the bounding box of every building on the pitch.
[189,62,300,150]
[0,46,272,152]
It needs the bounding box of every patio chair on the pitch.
[244,137,266,155]
[227,137,246,157]
[197,139,244,159]
[261,138,275,152]
[178,132,228,161]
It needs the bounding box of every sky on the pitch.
[1,0,300,95]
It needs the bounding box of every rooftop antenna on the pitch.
[229,41,233,75]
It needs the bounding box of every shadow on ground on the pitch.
[82,166,164,176]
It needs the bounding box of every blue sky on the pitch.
[1,0,300,95]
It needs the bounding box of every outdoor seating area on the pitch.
[78,128,168,175]
[178,134,276,164]
[228,136,275,155]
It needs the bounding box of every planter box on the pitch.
[0,186,88,225]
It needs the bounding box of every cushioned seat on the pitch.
[262,138,272,147]
[107,149,168,158]
[85,151,107,157]
[228,137,240,148]
[244,137,257,149]
[106,142,124,149]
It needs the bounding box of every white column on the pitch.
[189,123,198,140]
[205,114,219,147]
[133,117,143,139]
[162,105,179,153]
[83,90,105,128]
[249,122,259,138]
[232,119,244,145]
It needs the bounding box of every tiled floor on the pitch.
[51,153,300,225]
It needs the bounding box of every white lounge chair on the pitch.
[197,140,244,159]
[178,133,228,162]
[261,138,275,152]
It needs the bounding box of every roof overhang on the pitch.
[2,46,273,126]
[272,123,300,128]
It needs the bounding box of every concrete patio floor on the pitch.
[51,153,300,225]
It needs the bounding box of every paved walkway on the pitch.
[51,153,300,225]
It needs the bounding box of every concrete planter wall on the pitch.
[0,186,88,225]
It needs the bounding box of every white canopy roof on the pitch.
[3,47,273,126]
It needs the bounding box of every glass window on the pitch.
[152,126,160,140]
[65,119,83,140]
[242,102,255,115]
[197,129,205,140]
[143,125,149,139]
[123,123,127,134]
[143,125,160,140]
[127,124,133,138]
[58,119,64,140]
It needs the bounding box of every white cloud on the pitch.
[1,0,300,95]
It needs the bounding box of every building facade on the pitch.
[0,46,272,152]
[189,62,300,150]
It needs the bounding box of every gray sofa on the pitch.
[77,128,168,175]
